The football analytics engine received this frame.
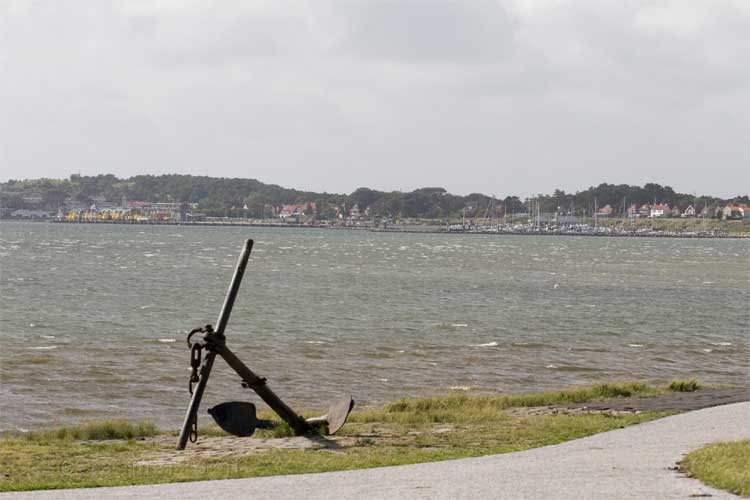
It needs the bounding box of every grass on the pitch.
[593,217,750,235]
[668,379,702,392]
[0,380,697,492]
[380,381,661,418]
[15,420,159,442]
[680,440,750,497]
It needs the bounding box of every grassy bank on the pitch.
[0,381,695,492]
[680,440,750,497]
[595,217,750,235]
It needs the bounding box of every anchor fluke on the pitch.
[208,401,274,437]
[325,395,355,435]
[304,395,355,435]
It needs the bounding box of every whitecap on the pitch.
[40,335,55,339]
[470,341,498,347]
[304,341,325,344]
[711,342,732,346]
[452,323,468,327]
[628,344,644,348]
[448,386,471,391]
[546,364,558,369]
[378,378,389,383]
[29,346,57,350]
[157,338,176,343]
[702,348,713,353]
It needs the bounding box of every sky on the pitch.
[1,0,748,198]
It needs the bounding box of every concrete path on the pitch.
[4,402,748,500]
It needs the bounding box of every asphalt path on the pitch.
[4,402,748,500]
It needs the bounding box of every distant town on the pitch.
[1,174,748,237]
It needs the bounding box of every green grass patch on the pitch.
[18,420,159,442]
[680,440,750,497]
[378,380,664,419]
[668,379,702,392]
[0,380,692,492]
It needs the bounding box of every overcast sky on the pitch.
[1,1,747,197]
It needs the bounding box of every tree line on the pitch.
[1,174,747,219]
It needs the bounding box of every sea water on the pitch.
[1,222,747,431]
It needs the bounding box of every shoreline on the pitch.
[2,218,747,239]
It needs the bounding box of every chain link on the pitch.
[189,343,202,395]
[189,413,198,443]
[187,324,212,395]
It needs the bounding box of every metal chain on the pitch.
[185,324,212,442]
[188,342,202,395]
[186,324,212,395]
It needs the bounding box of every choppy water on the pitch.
[1,222,748,431]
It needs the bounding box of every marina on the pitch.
[39,218,746,238]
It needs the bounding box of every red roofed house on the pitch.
[596,204,613,217]
[722,204,750,220]
[649,204,670,218]
[279,204,301,218]
[279,202,317,219]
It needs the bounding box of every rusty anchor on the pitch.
[176,239,354,450]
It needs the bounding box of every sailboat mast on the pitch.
[594,197,598,228]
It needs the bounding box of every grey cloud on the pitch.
[0,1,747,198]
[334,0,517,63]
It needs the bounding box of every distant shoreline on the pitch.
[2,218,746,239]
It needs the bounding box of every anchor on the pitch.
[176,239,354,450]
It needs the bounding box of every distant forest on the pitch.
[1,174,748,219]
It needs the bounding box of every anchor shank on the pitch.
[214,238,254,336]
[176,351,216,450]
[176,238,253,450]
[214,342,311,435]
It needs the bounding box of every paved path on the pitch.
[4,402,748,500]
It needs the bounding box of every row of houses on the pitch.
[4,193,749,222]
[276,202,368,219]
[60,200,200,222]
[595,203,750,219]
